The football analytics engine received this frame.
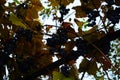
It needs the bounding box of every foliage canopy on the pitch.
[0,0,120,80]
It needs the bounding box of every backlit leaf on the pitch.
[79,58,98,75]
[9,13,27,28]
[31,0,44,11]
[72,6,87,17]
[87,60,98,75]
[53,71,75,80]
[99,76,104,80]
[79,58,89,72]
[74,19,84,28]
[26,8,38,21]
[13,0,20,4]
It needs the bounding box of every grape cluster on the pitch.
[87,10,99,27]
[99,39,111,54]
[60,5,70,16]
[0,38,16,67]
[75,38,87,56]
[47,27,68,47]
[58,48,67,57]
[61,65,70,77]
[0,52,9,67]
[15,28,33,41]
[105,0,115,5]
[106,8,120,24]
[16,56,35,73]
[3,38,17,55]
[59,5,70,21]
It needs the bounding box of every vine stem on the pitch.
[90,43,120,75]
[104,71,111,80]
[80,71,86,80]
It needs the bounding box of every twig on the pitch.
[104,71,111,80]
[80,72,86,80]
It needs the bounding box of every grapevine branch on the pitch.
[23,29,120,80]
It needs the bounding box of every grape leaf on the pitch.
[13,0,20,4]
[9,13,27,28]
[79,58,98,75]
[87,60,98,75]
[48,0,74,7]
[31,0,44,11]
[80,0,101,9]
[79,58,89,72]
[53,71,62,80]
[115,0,120,6]
[64,40,75,52]
[72,6,87,18]
[53,71,75,80]
[74,19,84,28]
[26,8,38,21]
[0,0,6,4]
[99,76,104,80]
[69,65,78,79]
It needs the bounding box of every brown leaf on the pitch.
[79,58,98,75]
[46,26,52,33]
[80,0,101,9]
[62,22,72,28]
[0,0,6,5]
[97,57,112,70]
[115,0,120,6]
[79,58,89,72]
[87,60,98,75]
[26,8,38,21]
[72,6,87,18]
[31,0,44,11]
[74,19,84,28]
[64,40,75,51]
[49,0,74,6]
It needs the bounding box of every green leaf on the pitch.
[99,76,104,80]
[13,0,20,4]
[53,71,75,80]
[9,13,27,28]
[53,71,62,80]
[79,58,89,72]
[87,61,98,75]
[79,58,98,75]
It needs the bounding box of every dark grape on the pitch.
[0,53,9,66]
[58,48,66,57]
[61,65,70,77]
[17,57,35,73]
[46,28,68,47]
[15,28,33,41]
[59,5,70,22]
[106,9,120,24]
[105,0,115,5]
[46,35,60,47]
[87,10,99,26]
[49,47,55,54]
[60,5,70,16]
[4,38,16,55]
[83,0,89,3]
[75,38,87,55]
[24,29,33,41]
[35,24,42,31]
